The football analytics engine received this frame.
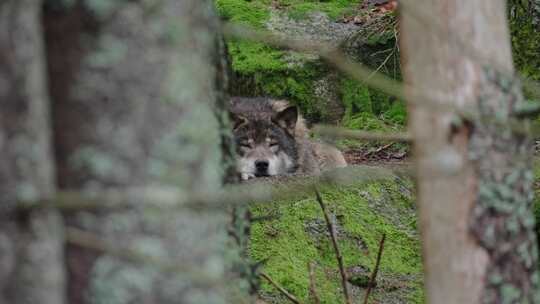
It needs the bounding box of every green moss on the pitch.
[369,89,393,115]
[230,42,328,120]
[215,0,270,28]
[280,0,359,21]
[383,101,407,125]
[343,112,389,131]
[340,76,407,128]
[220,0,408,125]
[511,12,540,83]
[249,179,423,303]
[228,41,287,73]
[215,0,360,26]
[341,77,373,117]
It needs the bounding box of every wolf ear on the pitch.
[272,106,297,134]
[229,111,248,130]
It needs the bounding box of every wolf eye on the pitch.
[269,141,279,148]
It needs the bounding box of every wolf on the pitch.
[229,97,347,180]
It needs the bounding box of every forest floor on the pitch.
[216,1,421,302]
[250,142,422,304]
[216,0,540,302]
[343,144,410,167]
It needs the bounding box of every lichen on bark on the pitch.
[469,66,540,303]
[43,1,243,303]
[0,1,66,303]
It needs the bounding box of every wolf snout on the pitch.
[255,159,270,176]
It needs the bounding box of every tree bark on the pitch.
[0,1,66,303]
[44,1,237,303]
[402,0,539,303]
[530,0,540,26]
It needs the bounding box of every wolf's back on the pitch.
[296,139,347,174]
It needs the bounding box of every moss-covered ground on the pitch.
[216,0,406,125]
[217,0,540,302]
[217,2,419,301]
[249,174,424,303]
[216,0,360,26]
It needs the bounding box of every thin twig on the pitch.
[363,142,395,158]
[308,262,321,304]
[315,190,352,304]
[367,47,395,80]
[260,272,302,304]
[363,233,386,304]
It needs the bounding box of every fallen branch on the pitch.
[260,272,302,304]
[363,233,386,304]
[315,190,352,304]
[363,142,396,158]
[308,262,321,304]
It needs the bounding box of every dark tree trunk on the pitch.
[0,1,66,303]
[43,1,238,303]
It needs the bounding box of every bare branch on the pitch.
[18,166,395,212]
[363,143,396,158]
[315,190,352,304]
[260,272,302,304]
[363,234,386,304]
[313,125,412,142]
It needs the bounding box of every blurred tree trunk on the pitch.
[43,1,240,303]
[402,0,539,303]
[0,1,66,303]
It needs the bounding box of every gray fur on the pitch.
[229,97,346,180]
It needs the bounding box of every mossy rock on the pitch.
[227,42,337,121]
[249,168,424,303]
[274,0,361,21]
[338,11,406,126]
[217,0,406,126]
[215,0,270,28]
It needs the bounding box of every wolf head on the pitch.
[231,106,299,180]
